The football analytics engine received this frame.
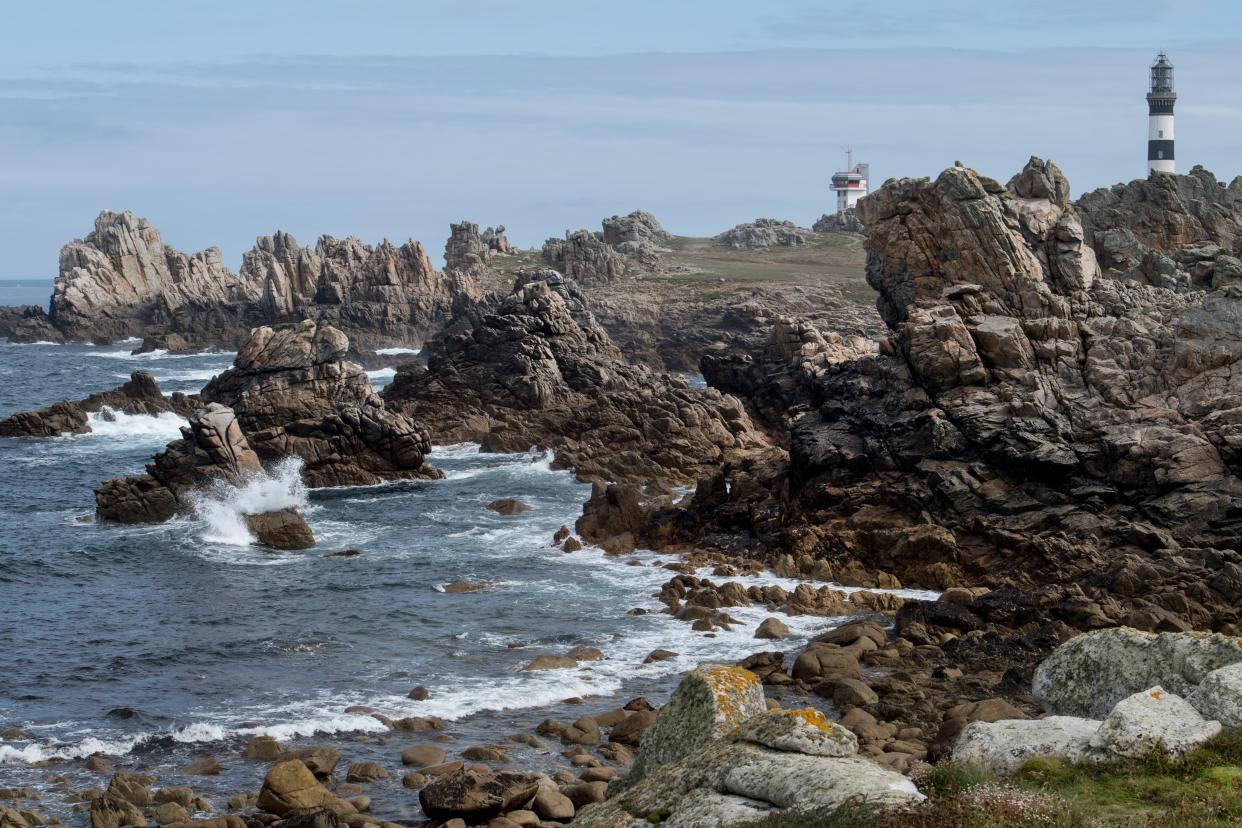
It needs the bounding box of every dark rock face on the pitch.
[383,270,765,488]
[659,157,1242,634]
[0,371,198,437]
[201,320,440,487]
[0,305,62,343]
[1077,165,1242,291]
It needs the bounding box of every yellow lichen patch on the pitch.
[701,665,761,728]
[1151,690,1164,699]
[783,708,832,732]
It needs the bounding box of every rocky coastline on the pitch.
[5,160,1242,827]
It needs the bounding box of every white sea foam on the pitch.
[191,458,308,546]
[375,347,420,356]
[80,408,187,441]
[366,367,396,384]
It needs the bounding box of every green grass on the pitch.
[745,731,1242,828]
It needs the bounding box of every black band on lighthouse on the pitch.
[1148,139,1175,160]
[1148,100,1175,115]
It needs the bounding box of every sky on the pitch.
[2,0,1240,280]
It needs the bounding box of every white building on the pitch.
[1147,52,1176,175]
[831,150,869,213]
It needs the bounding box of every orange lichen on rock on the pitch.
[701,665,762,728]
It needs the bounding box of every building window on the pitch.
[1158,130,1164,138]
[1158,151,1164,159]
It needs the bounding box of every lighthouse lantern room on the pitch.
[1147,52,1176,175]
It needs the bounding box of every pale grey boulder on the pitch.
[1089,687,1221,760]
[619,664,767,788]
[731,709,858,758]
[952,716,1100,775]
[1032,628,1242,719]
[1189,663,1242,729]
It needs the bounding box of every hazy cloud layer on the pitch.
[2,36,1240,279]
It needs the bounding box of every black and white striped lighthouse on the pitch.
[1147,52,1176,175]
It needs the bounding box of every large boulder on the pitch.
[953,716,1100,775]
[1088,687,1221,759]
[716,219,808,250]
[1032,628,1242,719]
[417,767,540,822]
[620,664,767,787]
[1189,663,1242,729]
[246,509,315,550]
[575,678,921,828]
[257,760,354,816]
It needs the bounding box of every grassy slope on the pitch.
[485,232,872,304]
[748,731,1242,828]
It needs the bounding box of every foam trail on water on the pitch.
[81,408,187,441]
[375,347,420,356]
[191,457,308,546]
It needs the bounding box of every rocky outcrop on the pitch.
[0,372,198,437]
[1077,165,1242,291]
[95,322,437,521]
[648,157,1242,641]
[9,210,478,348]
[813,209,863,234]
[95,403,264,522]
[444,221,513,272]
[201,320,439,486]
[239,231,479,351]
[576,668,923,827]
[716,219,808,250]
[50,210,258,344]
[1032,628,1242,719]
[542,211,668,282]
[0,305,62,343]
[382,270,764,488]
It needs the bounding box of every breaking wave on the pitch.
[190,458,308,546]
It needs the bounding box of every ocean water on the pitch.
[0,340,936,821]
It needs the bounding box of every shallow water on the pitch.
[0,340,935,821]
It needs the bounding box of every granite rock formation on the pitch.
[238,231,479,351]
[7,211,478,349]
[0,371,198,437]
[716,219,809,250]
[50,210,256,344]
[201,320,439,487]
[95,403,264,523]
[382,270,765,488]
[645,158,1242,641]
[813,209,864,234]
[1077,165,1242,291]
[542,211,668,282]
[444,221,513,272]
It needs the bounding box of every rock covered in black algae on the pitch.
[0,371,198,437]
[383,269,766,488]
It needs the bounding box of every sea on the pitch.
[0,338,937,821]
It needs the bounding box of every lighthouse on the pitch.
[830,149,869,213]
[1147,52,1176,175]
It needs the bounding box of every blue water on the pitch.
[0,340,924,821]
[0,278,53,308]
